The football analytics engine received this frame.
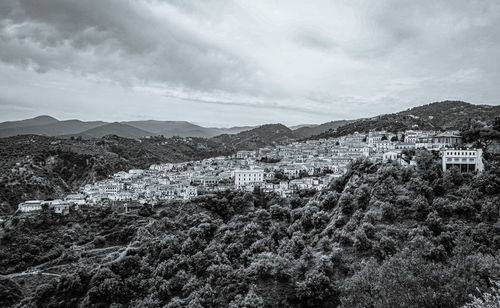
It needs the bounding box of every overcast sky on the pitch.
[1,0,499,126]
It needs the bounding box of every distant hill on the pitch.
[294,120,354,138]
[0,116,254,139]
[0,115,58,131]
[124,120,204,136]
[290,124,318,130]
[212,123,297,150]
[73,122,153,139]
[124,120,254,138]
[309,101,500,139]
[0,119,106,138]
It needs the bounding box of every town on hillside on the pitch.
[17,129,483,214]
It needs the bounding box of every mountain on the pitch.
[0,119,107,138]
[0,115,58,131]
[123,120,202,135]
[0,116,255,139]
[293,120,354,138]
[73,122,154,139]
[212,123,297,150]
[290,124,318,130]
[397,101,500,128]
[124,120,254,138]
[309,101,500,139]
[209,126,257,136]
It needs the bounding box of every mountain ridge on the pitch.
[308,100,500,140]
[0,117,256,139]
[2,101,499,140]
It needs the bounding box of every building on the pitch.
[236,150,256,159]
[47,200,71,214]
[383,151,399,162]
[18,200,42,212]
[66,193,86,205]
[442,148,484,172]
[433,132,462,146]
[234,169,264,187]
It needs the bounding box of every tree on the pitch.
[463,280,500,308]
[0,278,22,307]
[229,288,264,308]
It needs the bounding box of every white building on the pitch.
[47,200,71,214]
[66,193,86,205]
[236,150,256,159]
[383,151,399,162]
[18,200,42,212]
[442,149,484,173]
[234,169,264,187]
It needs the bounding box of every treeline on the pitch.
[1,150,499,307]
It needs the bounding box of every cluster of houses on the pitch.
[17,129,484,214]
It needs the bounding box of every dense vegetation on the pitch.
[212,124,297,150]
[1,149,499,307]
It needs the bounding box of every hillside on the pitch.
[0,115,58,130]
[398,101,500,128]
[1,151,498,307]
[294,120,354,138]
[72,123,153,139]
[0,120,107,138]
[0,123,299,214]
[0,135,233,215]
[124,120,253,138]
[212,123,297,150]
[310,101,500,139]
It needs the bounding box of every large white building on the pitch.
[18,200,42,212]
[234,169,264,187]
[442,149,484,172]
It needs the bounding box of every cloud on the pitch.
[0,0,259,92]
[0,0,499,125]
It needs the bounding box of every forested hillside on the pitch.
[212,124,297,150]
[309,101,500,140]
[1,150,499,307]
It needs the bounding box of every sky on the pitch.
[1,0,499,127]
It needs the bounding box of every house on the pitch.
[109,192,135,202]
[383,151,399,162]
[48,200,71,214]
[442,148,484,172]
[18,200,42,212]
[65,193,86,205]
[192,176,219,186]
[375,140,396,152]
[234,169,264,188]
[433,132,462,146]
[283,166,301,179]
[236,150,256,159]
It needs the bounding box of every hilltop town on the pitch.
[17,129,483,214]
